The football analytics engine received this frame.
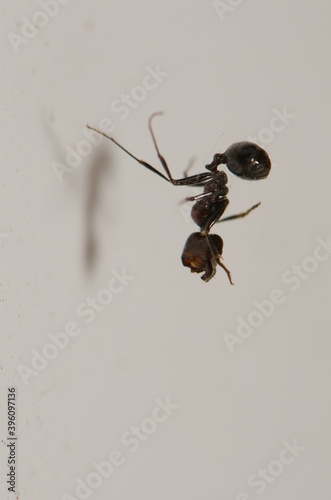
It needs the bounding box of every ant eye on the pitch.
[224,142,271,180]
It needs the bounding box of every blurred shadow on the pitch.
[84,145,113,275]
[42,113,114,276]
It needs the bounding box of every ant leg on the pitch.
[183,157,197,177]
[203,231,233,284]
[201,257,216,282]
[202,198,229,234]
[87,125,170,183]
[201,199,234,284]
[174,172,213,185]
[148,112,175,183]
[148,114,213,186]
[179,191,214,204]
[218,202,261,223]
[180,189,228,204]
[88,122,212,186]
[216,257,234,285]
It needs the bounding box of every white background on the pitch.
[1,0,331,499]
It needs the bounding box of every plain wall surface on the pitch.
[1,1,331,499]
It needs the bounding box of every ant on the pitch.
[87,113,271,284]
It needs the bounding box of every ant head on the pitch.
[223,142,271,180]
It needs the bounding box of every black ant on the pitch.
[87,113,271,284]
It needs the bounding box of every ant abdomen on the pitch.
[224,142,271,180]
[181,232,223,282]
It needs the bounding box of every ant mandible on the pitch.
[87,112,271,284]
